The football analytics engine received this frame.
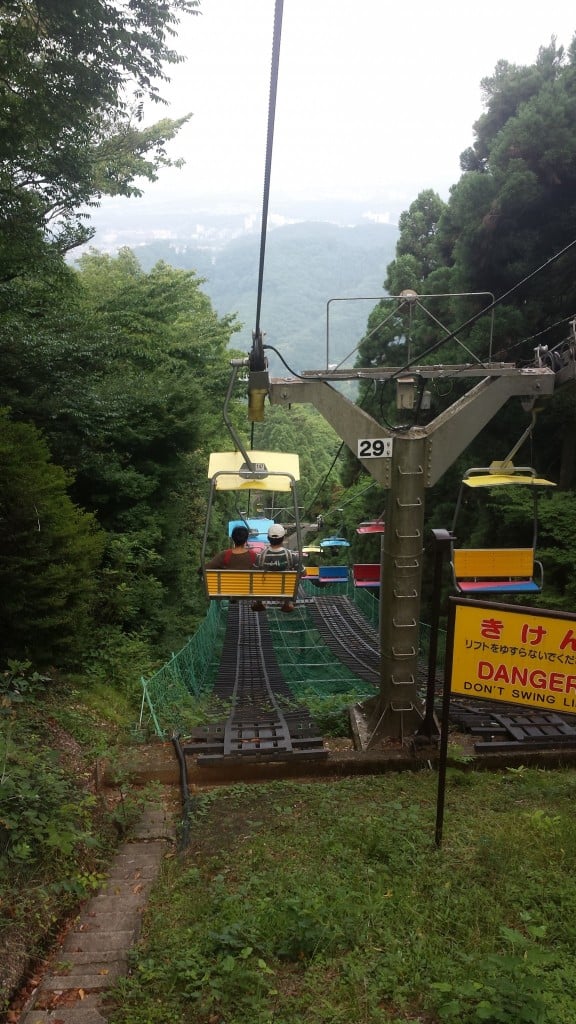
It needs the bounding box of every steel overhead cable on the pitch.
[247,1,283,466]
[265,232,576,386]
[251,0,284,371]
[390,235,576,382]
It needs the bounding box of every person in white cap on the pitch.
[252,523,303,613]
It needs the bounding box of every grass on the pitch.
[108,766,576,1024]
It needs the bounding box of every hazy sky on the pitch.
[142,0,576,216]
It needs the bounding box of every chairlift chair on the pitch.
[450,462,556,596]
[302,544,322,580]
[317,535,350,584]
[356,520,385,535]
[228,516,275,549]
[354,516,385,587]
[202,450,303,602]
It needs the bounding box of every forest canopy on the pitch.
[0,0,198,280]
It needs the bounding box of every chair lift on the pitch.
[302,544,322,580]
[318,535,350,584]
[449,415,556,595]
[201,362,304,603]
[202,450,303,602]
[227,515,275,553]
[356,518,385,535]
[353,514,385,587]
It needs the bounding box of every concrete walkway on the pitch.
[19,797,177,1024]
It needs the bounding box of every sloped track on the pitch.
[182,602,327,764]
[310,595,380,686]
[310,596,576,753]
[449,698,576,753]
[181,595,576,761]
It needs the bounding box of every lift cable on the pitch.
[264,235,576,387]
[302,441,346,519]
[250,0,284,373]
[390,235,576,383]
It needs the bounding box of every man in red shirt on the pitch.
[205,525,257,570]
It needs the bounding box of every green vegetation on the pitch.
[0,665,146,1006]
[0,0,198,277]
[0,411,105,665]
[109,770,576,1024]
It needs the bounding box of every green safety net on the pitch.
[269,579,378,700]
[139,579,446,737]
[139,601,228,736]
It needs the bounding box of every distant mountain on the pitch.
[80,198,399,374]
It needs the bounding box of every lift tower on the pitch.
[262,361,555,745]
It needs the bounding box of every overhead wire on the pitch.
[245,0,283,508]
[302,441,345,519]
[251,0,283,369]
[389,235,576,381]
[244,1,576,520]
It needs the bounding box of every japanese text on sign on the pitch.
[451,603,576,712]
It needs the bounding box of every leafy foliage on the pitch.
[0,246,238,665]
[0,1,231,670]
[0,676,149,1006]
[0,0,198,278]
[0,409,105,666]
[445,39,576,346]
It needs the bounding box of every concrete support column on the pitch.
[367,433,426,743]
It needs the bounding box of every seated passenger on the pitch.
[252,523,303,614]
[205,525,257,570]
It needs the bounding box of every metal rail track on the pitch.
[448,698,576,752]
[183,602,327,764]
[182,595,576,759]
[310,595,380,685]
[310,596,576,752]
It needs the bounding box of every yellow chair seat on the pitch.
[204,569,300,600]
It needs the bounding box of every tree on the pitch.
[394,190,446,280]
[0,248,239,653]
[463,42,565,169]
[0,408,105,667]
[441,40,576,335]
[0,0,198,280]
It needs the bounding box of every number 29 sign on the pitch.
[357,437,393,459]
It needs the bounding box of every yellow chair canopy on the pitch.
[208,451,300,492]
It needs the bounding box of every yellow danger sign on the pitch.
[451,601,576,713]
